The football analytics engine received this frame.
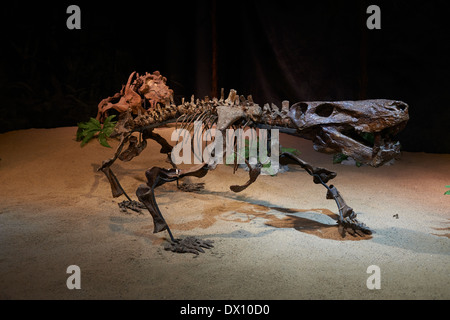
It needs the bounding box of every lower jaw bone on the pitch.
[317,127,399,167]
[372,141,401,166]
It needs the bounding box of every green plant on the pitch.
[280,146,301,155]
[332,153,362,167]
[225,138,301,175]
[333,153,349,164]
[359,132,375,145]
[445,185,450,195]
[76,115,117,148]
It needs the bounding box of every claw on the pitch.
[118,200,146,214]
[337,216,372,238]
[164,236,214,255]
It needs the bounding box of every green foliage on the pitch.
[280,146,301,155]
[445,185,450,195]
[333,153,348,164]
[76,115,117,148]
[225,138,301,175]
[333,153,362,167]
[360,132,375,145]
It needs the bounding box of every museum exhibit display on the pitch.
[0,1,448,305]
[89,70,411,253]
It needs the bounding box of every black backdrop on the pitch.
[1,0,449,153]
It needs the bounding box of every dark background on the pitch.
[1,0,449,153]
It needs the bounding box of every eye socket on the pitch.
[290,102,309,120]
[298,102,308,114]
[394,102,407,111]
[387,101,408,111]
[315,103,335,117]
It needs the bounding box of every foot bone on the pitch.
[164,236,214,255]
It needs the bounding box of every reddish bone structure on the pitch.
[95,71,409,254]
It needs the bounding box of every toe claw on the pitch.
[346,227,356,237]
[338,216,372,238]
[164,236,214,254]
[118,200,146,214]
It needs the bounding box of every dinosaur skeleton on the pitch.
[95,71,409,254]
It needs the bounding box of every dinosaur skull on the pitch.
[288,99,409,167]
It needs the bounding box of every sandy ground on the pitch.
[0,126,449,300]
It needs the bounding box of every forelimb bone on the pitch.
[280,152,371,238]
